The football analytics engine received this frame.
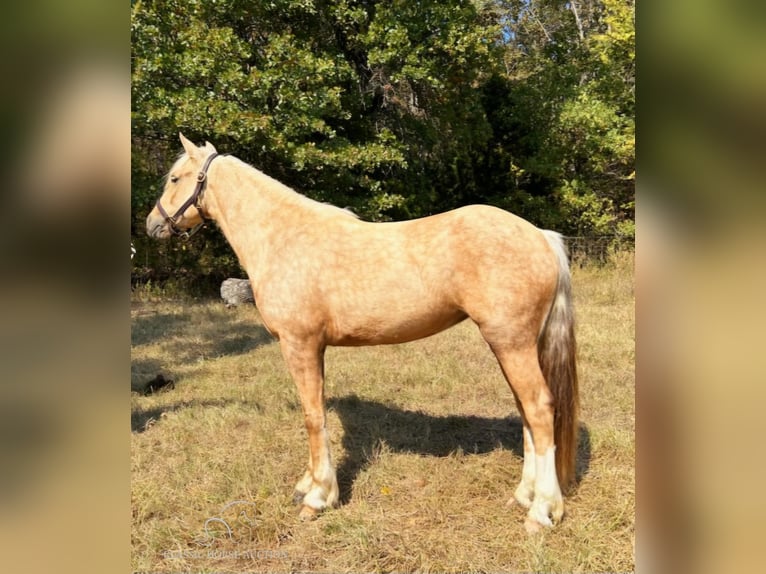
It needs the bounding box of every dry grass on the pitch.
[131,252,634,573]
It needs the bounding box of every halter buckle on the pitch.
[178,222,205,241]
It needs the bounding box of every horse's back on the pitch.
[399,204,555,286]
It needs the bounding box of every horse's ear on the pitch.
[179,132,201,159]
[204,141,218,154]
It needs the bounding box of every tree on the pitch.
[488,0,635,237]
[556,0,635,237]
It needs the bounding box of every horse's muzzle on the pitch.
[146,213,170,239]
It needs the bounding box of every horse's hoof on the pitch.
[298,505,320,521]
[293,490,306,505]
[524,517,545,534]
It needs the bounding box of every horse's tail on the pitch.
[539,230,579,493]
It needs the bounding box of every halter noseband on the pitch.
[156,152,220,239]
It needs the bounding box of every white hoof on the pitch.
[524,516,546,534]
[526,491,564,530]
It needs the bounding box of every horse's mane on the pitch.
[226,155,360,220]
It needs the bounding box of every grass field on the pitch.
[131,252,634,573]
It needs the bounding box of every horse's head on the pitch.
[146,133,218,239]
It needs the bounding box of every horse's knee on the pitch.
[303,412,325,432]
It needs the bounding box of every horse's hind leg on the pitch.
[292,453,314,504]
[508,413,537,509]
[488,342,564,531]
[280,338,339,519]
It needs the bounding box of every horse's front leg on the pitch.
[280,338,339,519]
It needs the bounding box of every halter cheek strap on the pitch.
[156,152,220,239]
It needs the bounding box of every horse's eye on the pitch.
[170,175,179,183]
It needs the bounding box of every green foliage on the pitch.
[484,0,635,237]
[131,0,634,285]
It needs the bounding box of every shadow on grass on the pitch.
[131,306,276,388]
[328,394,591,504]
[131,399,263,433]
[131,312,192,346]
[131,307,275,360]
[131,402,184,433]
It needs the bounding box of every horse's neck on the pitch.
[205,158,307,280]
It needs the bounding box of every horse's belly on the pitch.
[328,306,468,346]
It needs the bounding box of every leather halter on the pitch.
[155,152,220,239]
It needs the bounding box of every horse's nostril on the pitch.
[148,221,164,238]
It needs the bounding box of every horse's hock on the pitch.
[221,278,254,307]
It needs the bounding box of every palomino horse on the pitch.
[147,134,579,532]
